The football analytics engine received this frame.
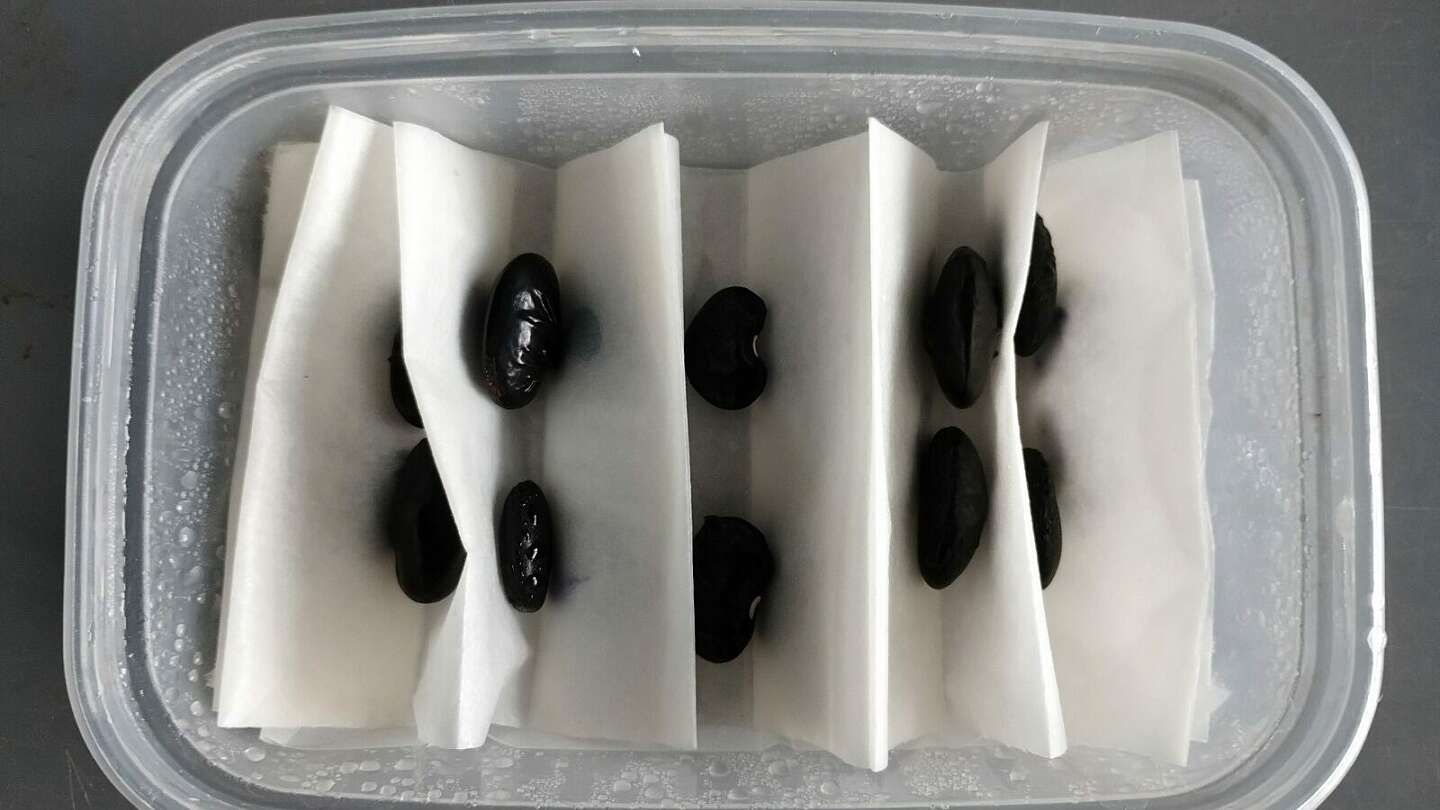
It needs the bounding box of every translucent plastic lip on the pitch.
[65,3,1381,809]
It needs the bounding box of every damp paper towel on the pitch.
[1018,132,1211,765]
[679,120,1063,769]
[457,119,700,748]
[212,141,315,702]
[893,121,1069,759]
[219,110,696,750]
[216,108,426,732]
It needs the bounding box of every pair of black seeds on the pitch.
[684,289,774,663]
[923,216,1060,408]
[918,218,1062,589]
[915,433,1063,591]
[387,446,554,609]
[387,254,562,607]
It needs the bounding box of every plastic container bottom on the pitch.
[65,3,1382,808]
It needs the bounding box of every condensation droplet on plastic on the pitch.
[180,470,199,490]
[243,746,267,762]
[177,526,196,547]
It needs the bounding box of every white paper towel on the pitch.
[1020,132,1210,765]
[864,121,1071,755]
[212,141,316,700]
[393,121,549,748]
[216,107,427,730]
[1184,179,1223,743]
[744,130,886,770]
[522,125,698,749]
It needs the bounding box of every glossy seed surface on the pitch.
[924,247,999,408]
[1015,215,1058,357]
[685,286,768,410]
[480,253,563,409]
[387,439,466,603]
[497,480,555,612]
[693,516,774,663]
[917,426,989,590]
[389,330,423,428]
[1023,447,1063,589]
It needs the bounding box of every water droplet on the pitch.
[243,746,267,762]
[180,470,199,490]
[613,779,633,793]
[643,786,664,800]
[394,757,416,771]
[767,760,789,776]
[340,762,358,774]
[359,759,381,772]
[187,669,199,682]
[726,788,748,801]
[188,700,206,716]
[642,773,660,785]
[915,99,945,115]
[176,500,192,514]
[819,780,839,796]
[491,755,514,769]
[184,566,206,586]
[360,782,378,793]
[707,761,730,777]
[485,788,511,800]
[218,401,235,419]
[314,778,334,791]
[379,784,397,796]
[178,526,196,547]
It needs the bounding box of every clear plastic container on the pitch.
[65,3,1382,808]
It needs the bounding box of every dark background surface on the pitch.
[1,0,1435,807]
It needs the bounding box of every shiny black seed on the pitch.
[1023,447,1062,589]
[685,287,768,410]
[497,480,555,612]
[480,253,563,409]
[387,440,466,603]
[1015,215,1058,357]
[389,330,423,428]
[693,516,774,663]
[924,247,999,408]
[917,426,989,590]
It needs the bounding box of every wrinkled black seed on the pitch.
[918,426,989,590]
[1015,215,1059,357]
[1023,447,1062,589]
[694,516,774,663]
[387,440,466,603]
[924,247,999,408]
[685,287,768,410]
[497,480,555,612]
[389,330,423,428]
[480,253,562,409]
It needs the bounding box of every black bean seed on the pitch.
[694,516,774,663]
[1023,447,1062,589]
[389,330,423,428]
[480,253,563,409]
[387,439,466,603]
[497,480,555,612]
[685,287,768,410]
[917,426,989,590]
[1015,215,1058,357]
[924,247,999,408]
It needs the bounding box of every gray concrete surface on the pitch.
[1,0,1435,806]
